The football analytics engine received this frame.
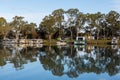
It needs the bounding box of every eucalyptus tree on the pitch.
[0,17,6,26]
[95,12,105,40]
[65,8,79,40]
[29,22,38,39]
[52,9,65,39]
[0,17,11,39]
[99,21,107,39]
[40,15,56,42]
[75,12,86,39]
[20,21,28,39]
[20,22,38,39]
[0,17,6,39]
[86,13,96,39]
[106,11,120,37]
[10,16,25,39]
[86,12,105,40]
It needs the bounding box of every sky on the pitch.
[0,0,120,25]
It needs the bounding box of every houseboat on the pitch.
[74,37,86,45]
[111,37,118,45]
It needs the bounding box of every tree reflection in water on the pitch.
[0,44,120,78]
[38,45,120,78]
[0,44,38,70]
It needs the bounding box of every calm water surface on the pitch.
[0,44,120,80]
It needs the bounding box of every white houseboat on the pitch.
[74,37,86,45]
[111,37,118,45]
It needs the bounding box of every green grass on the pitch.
[86,40,111,44]
[43,39,120,45]
[43,39,57,46]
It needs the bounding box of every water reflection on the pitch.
[0,44,120,78]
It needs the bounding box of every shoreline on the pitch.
[1,39,120,45]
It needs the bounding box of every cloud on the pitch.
[0,12,49,26]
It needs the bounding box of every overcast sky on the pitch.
[0,0,120,25]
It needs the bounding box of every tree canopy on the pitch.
[0,9,120,40]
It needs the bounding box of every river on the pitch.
[0,44,120,80]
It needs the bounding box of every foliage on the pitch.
[0,9,120,40]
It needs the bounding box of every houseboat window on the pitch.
[78,38,83,41]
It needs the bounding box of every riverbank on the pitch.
[87,39,120,45]
[43,39,120,45]
[1,39,120,45]
[86,40,111,45]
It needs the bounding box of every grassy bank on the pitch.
[87,39,120,45]
[86,40,111,45]
[43,39,57,46]
[43,39,120,45]
[2,39,120,45]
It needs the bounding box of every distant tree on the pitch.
[29,22,38,39]
[40,15,56,42]
[106,11,120,37]
[65,8,79,40]
[75,12,86,38]
[0,17,11,39]
[10,16,25,39]
[52,9,65,39]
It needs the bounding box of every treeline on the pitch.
[0,8,120,40]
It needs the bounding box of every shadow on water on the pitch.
[0,44,120,78]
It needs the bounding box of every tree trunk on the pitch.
[59,23,61,39]
[49,34,52,43]
[3,33,6,40]
[3,32,8,40]
[76,27,78,40]
[97,29,100,44]
[104,28,105,40]
[16,32,19,43]
[70,27,73,40]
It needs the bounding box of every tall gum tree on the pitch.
[10,16,25,40]
[40,15,56,43]
[106,11,120,37]
[0,17,11,39]
[75,12,86,39]
[65,8,79,40]
[52,9,65,40]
